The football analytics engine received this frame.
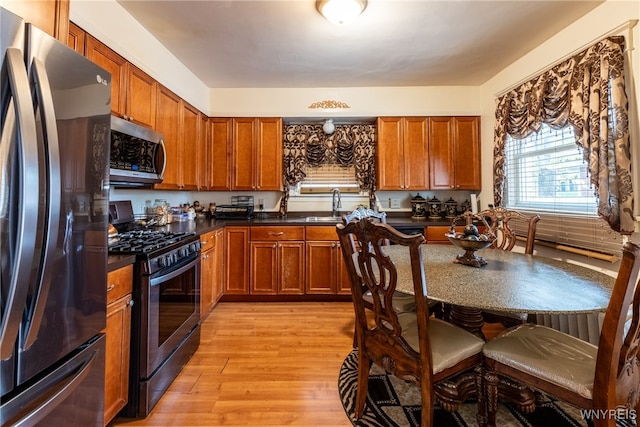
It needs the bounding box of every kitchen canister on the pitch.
[411,193,426,219]
[444,197,458,218]
[428,196,443,219]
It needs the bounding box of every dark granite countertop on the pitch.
[107,212,458,269]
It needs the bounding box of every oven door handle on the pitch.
[149,256,199,286]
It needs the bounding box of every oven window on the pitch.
[158,266,197,346]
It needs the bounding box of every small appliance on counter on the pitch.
[214,195,254,219]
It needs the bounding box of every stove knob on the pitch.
[158,256,167,268]
[178,248,187,258]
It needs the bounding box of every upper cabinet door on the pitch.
[85,35,128,118]
[67,21,85,54]
[180,100,200,190]
[126,65,157,130]
[255,117,282,191]
[232,118,257,190]
[3,0,69,41]
[376,117,405,190]
[403,117,429,190]
[429,116,481,190]
[428,117,455,190]
[209,118,232,191]
[155,85,181,189]
[452,116,481,190]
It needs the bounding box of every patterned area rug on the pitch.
[338,350,632,427]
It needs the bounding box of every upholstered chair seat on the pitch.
[397,313,484,373]
[483,324,597,399]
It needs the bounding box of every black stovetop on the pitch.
[108,230,197,255]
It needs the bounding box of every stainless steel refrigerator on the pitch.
[1,8,110,426]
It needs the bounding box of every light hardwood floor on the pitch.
[111,302,356,427]
[111,301,504,427]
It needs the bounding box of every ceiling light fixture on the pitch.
[322,119,335,135]
[316,0,367,25]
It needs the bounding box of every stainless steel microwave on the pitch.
[110,116,165,186]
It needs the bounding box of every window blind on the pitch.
[504,124,624,257]
[298,164,360,193]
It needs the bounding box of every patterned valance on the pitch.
[279,123,376,214]
[494,36,633,234]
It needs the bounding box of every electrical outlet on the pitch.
[391,198,401,208]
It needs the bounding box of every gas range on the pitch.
[108,200,201,275]
[109,230,201,275]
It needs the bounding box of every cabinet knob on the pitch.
[107,284,115,292]
[128,300,134,307]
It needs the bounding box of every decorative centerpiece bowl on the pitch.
[446,233,495,267]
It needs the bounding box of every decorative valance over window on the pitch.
[494,36,633,234]
[280,124,376,214]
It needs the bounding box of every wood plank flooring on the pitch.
[111,301,504,427]
[110,302,356,426]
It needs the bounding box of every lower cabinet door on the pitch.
[104,293,132,425]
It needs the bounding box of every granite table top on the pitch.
[377,245,615,315]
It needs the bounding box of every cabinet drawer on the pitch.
[251,226,304,241]
[200,230,216,252]
[305,226,339,241]
[107,264,133,303]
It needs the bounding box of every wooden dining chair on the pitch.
[336,218,485,426]
[482,241,640,427]
[342,206,416,314]
[478,207,541,328]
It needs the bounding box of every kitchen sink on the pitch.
[304,216,342,222]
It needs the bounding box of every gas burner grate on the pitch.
[109,231,196,254]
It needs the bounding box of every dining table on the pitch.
[381,244,616,338]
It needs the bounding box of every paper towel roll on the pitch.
[470,194,478,213]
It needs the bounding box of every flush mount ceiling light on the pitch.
[316,0,367,25]
[322,119,335,135]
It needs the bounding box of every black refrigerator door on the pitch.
[1,334,105,427]
[15,24,111,386]
[0,8,40,397]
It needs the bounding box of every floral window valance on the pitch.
[279,123,376,214]
[494,36,633,234]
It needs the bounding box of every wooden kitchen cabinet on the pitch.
[154,85,181,189]
[197,113,210,190]
[429,116,481,190]
[75,29,157,129]
[232,117,282,191]
[200,231,216,320]
[377,117,429,190]
[212,229,225,303]
[305,226,350,295]
[3,0,69,41]
[126,64,157,129]
[208,118,232,190]
[104,265,133,426]
[250,226,305,295]
[155,94,203,190]
[224,227,250,295]
[67,21,85,54]
[179,100,201,190]
[85,35,128,119]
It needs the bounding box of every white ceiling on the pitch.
[116,0,604,89]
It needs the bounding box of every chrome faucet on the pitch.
[332,188,342,217]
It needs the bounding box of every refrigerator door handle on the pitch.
[22,57,62,350]
[1,346,99,427]
[0,48,39,361]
